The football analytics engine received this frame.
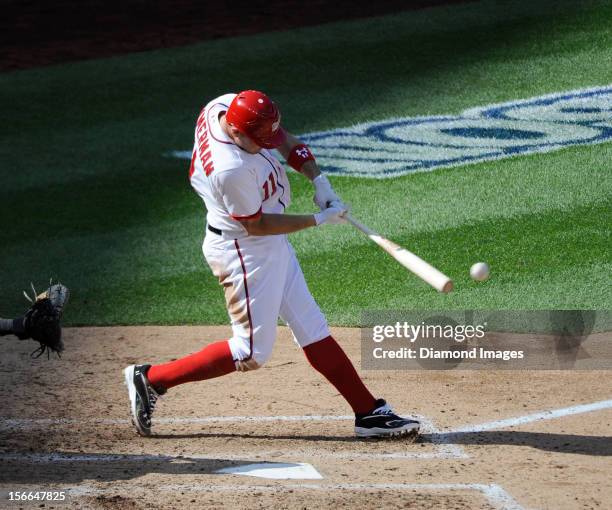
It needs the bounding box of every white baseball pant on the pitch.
[203,232,330,370]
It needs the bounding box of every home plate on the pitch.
[216,462,323,480]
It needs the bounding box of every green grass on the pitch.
[0,0,610,325]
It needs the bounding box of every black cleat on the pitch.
[123,364,161,436]
[355,399,420,438]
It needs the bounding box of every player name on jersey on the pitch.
[195,109,214,177]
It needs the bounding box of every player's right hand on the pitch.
[313,175,343,211]
[314,204,348,226]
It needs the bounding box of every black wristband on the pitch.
[0,317,27,337]
[0,318,15,336]
[12,317,27,336]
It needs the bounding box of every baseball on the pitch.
[470,262,490,281]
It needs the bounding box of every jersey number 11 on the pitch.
[262,172,277,201]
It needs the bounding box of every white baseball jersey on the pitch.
[188,93,329,369]
[189,93,291,240]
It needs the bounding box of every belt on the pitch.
[207,224,222,236]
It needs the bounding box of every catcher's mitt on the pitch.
[19,282,70,358]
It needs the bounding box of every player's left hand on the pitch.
[313,175,345,211]
[314,204,348,225]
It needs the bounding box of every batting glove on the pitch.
[314,204,348,226]
[313,175,345,211]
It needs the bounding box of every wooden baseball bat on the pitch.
[345,213,453,293]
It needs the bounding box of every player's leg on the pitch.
[207,234,288,372]
[137,235,282,390]
[125,329,236,436]
[278,248,375,414]
[124,236,236,436]
[124,235,287,436]
[279,243,419,438]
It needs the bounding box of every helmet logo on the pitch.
[272,118,280,132]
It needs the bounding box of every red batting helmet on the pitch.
[225,90,286,149]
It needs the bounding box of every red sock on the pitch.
[303,336,376,415]
[147,340,235,391]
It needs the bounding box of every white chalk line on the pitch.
[420,416,468,459]
[0,451,459,462]
[2,399,610,464]
[3,397,610,435]
[0,452,181,463]
[158,483,524,510]
[0,414,355,429]
[448,399,612,434]
[0,450,453,462]
[3,398,610,431]
[7,399,609,510]
[6,399,607,509]
[3,483,524,510]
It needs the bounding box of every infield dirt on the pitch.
[1,326,611,509]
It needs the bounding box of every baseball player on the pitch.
[124,90,420,438]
